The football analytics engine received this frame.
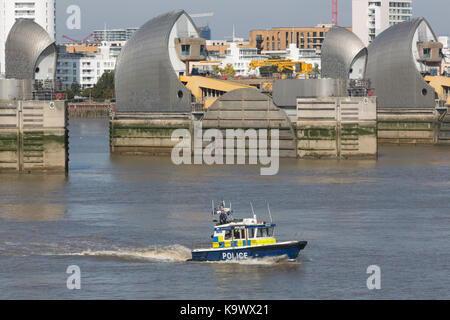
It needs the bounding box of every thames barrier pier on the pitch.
[0,19,68,174]
[366,19,446,145]
[296,97,377,159]
[110,10,449,160]
[0,99,67,173]
[110,112,191,155]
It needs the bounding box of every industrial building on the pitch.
[0,0,56,74]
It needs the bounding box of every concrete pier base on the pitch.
[378,108,439,145]
[437,108,450,145]
[109,97,449,160]
[296,97,378,159]
[0,100,68,174]
[110,112,191,155]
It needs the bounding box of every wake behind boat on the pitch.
[189,201,307,262]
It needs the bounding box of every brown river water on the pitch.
[0,118,449,299]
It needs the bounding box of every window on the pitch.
[225,230,232,240]
[233,229,245,240]
[257,228,267,238]
[181,44,190,56]
[256,227,274,237]
[248,228,256,238]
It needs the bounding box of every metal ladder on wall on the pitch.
[18,101,45,171]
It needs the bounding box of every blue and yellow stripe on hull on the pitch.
[212,238,276,248]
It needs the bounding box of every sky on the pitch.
[56,0,449,42]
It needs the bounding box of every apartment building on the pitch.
[352,0,413,46]
[249,25,343,52]
[56,41,122,89]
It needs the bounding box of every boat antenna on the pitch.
[250,201,256,220]
[267,202,273,223]
[211,200,214,216]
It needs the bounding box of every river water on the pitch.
[0,118,449,299]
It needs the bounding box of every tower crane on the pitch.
[332,0,338,26]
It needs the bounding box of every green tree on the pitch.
[70,82,81,96]
[94,71,115,100]
[80,71,115,101]
[214,64,236,78]
[313,63,320,75]
[80,87,94,99]
[64,88,75,100]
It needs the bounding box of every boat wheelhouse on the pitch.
[211,218,276,249]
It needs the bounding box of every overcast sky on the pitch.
[56,0,449,41]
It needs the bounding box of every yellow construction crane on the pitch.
[248,59,313,74]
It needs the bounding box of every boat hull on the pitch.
[190,241,307,262]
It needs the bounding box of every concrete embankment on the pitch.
[0,100,68,174]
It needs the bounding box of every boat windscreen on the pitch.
[257,227,274,237]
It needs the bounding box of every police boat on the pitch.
[189,202,307,262]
